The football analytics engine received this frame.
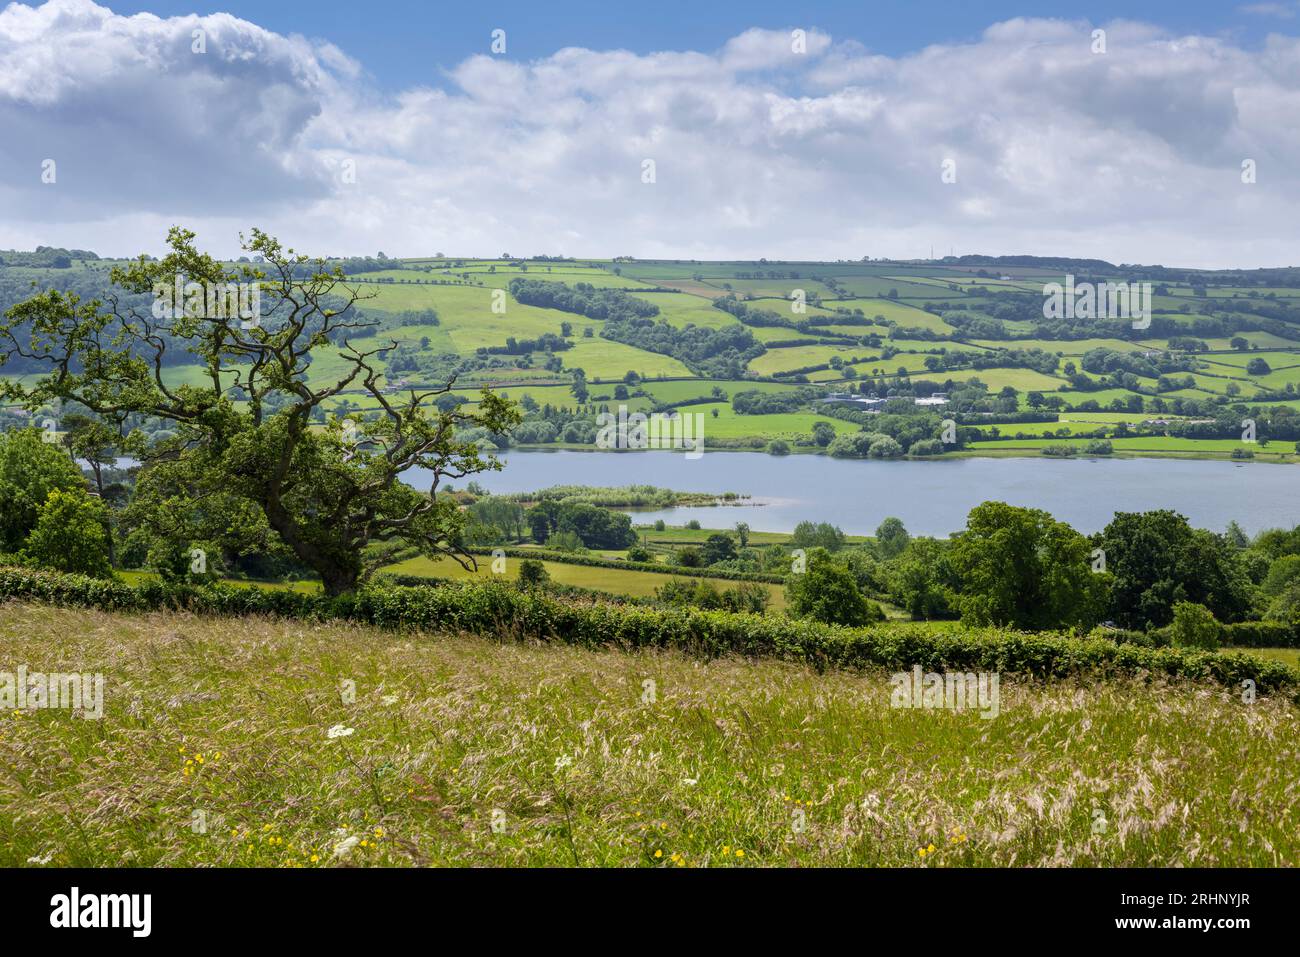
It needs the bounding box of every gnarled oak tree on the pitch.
[0,228,520,595]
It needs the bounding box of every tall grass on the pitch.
[1,602,1294,867]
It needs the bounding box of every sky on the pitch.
[2,0,1300,267]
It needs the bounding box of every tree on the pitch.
[24,488,112,578]
[0,228,520,595]
[886,538,956,619]
[811,421,836,447]
[785,549,884,626]
[733,522,750,548]
[874,517,910,559]
[1097,510,1251,629]
[1167,601,1220,650]
[951,502,1106,631]
[60,413,119,498]
[517,558,549,588]
[790,521,845,552]
[0,427,87,553]
[700,533,736,565]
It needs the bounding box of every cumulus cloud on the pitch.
[2,0,1299,267]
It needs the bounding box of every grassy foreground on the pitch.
[1,602,1295,867]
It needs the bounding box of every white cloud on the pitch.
[2,0,1299,267]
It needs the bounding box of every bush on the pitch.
[767,439,791,456]
[23,489,112,578]
[1168,601,1220,650]
[626,545,652,563]
[517,558,549,588]
[786,551,885,627]
[0,428,87,552]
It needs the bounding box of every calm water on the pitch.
[409,450,1300,536]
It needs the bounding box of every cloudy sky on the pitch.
[1,0,1299,267]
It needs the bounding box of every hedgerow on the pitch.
[1,565,1296,699]
[466,546,787,584]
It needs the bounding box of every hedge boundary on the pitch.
[465,547,788,584]
[1,566,1297,701]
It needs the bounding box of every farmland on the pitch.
[7,253,1300,464]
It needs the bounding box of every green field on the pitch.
[3,601,1293,867]
[7,254,1300,465]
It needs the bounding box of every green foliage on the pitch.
[0,228,521,596]
[516,558,550,588]
[884,538,956,619]
[699,533,736,565]
[3,566,1293,699]
[790,521,845,552]
[23,488,112,578]
[527,499,637,549]
[626,544,652,563]
[1168,602,1221,650]
[951,501,1106,631]
[654,578,769,614]
[873,517,910,560]
[785,549,884,627]
[0,428,86,552]
[1098,510,1252,630]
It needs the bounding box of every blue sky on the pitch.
[109,0,1298,92]
[4,0,1300,265]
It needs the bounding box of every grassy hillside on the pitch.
[2,601,1295,867]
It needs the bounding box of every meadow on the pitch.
[2,601,1294,867]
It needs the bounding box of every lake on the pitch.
[411,450,1300,536]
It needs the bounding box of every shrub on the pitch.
[1168,601,1221,650]
[786,551,885,627]
[767,439,791,455]
[23,489,112,578]
[517,558,549,588]
[0,428,87,552]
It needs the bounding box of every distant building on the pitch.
[820,393,885,410]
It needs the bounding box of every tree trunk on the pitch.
[320,565,361,597]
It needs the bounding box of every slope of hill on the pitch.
[2,600,1295,867]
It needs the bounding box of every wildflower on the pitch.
[327,724,355,739]
[373,827,384,838]
[654,849,662,858]
[381,695,399,706]
[310,854,319,863]
[735,850,744,858]
[333,835,360,859]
